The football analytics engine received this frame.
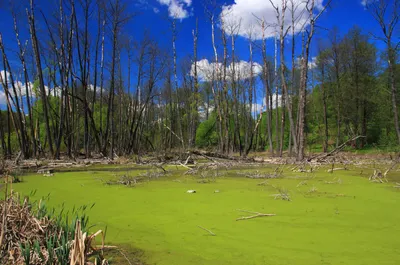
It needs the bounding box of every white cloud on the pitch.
[191,59,262,82]
[231,61,263,80]
[0,91,6,105]
[294,56,318,69]
[0,70,102,108]
[153,7,160,13]
[308,57,317,69]
[0,70,10,84]
[262,94,285,109]
[220,0,324,39]
[191,59,217,82]
[156,0,192,19]
[251,103,264,114]
[0,70,69,101]
[0,70,34,98]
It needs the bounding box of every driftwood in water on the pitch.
[197,225,216,236]
[370,161,398,183]
[236,209,276,221]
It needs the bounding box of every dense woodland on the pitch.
[0,0,399,161]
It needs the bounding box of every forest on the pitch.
[0,0,397,162]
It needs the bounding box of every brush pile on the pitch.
[0,193,106,265]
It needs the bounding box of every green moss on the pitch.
[10,166,400,265]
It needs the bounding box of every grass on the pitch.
[8,165,400,265]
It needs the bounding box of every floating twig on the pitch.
[236,209,276,221]
[198,225,216,236]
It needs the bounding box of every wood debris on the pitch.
[197,226,215,236]
[236,209,276,221]
[271,187,291,201]
[369,169,388,183]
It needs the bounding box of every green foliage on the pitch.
[196,112,218,147]
[304,26,400,151]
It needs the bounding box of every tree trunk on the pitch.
[27,0,54,156]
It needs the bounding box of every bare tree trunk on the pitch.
[13,10,36,157]
[27,0,54,156]
[171,18,185,150]
[209,12,224,153]
[99,13,106,145]
[191,18,199,148]
[274,35,279,155]
[297,0,330,160]
[289,0,298,156]
[261,21,273,154]
[322,64,328,152]
[221,19,229,153]
[0,35,28,158]
[102,0,130,158]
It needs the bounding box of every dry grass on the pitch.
[0,178,107,265]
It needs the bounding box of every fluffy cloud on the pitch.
[294,56,318,69]
[156,0,192,19]
[308,57,317,69]
[220,0,324,39]
[191,59,262,82]
[0,70,10,84]
[0,70,34,99]
[262,94,285,110]
[250,94,286,115]
[251,103,264,114]
[0,91,6,105]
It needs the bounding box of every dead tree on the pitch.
[102,0,131,158]
[205,4,225,153]
[191,18,199,148]
[260,20,274,154]
[268,0,298,157]
[12,8,36,157]
[297,0,331,161]
[0,35,28,158]
[27,0,54,156]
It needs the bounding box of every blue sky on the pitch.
[0,0,388,66]
[0,0,395,107]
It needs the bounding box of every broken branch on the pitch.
[198,225,216,236]
[236,209,276,221]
